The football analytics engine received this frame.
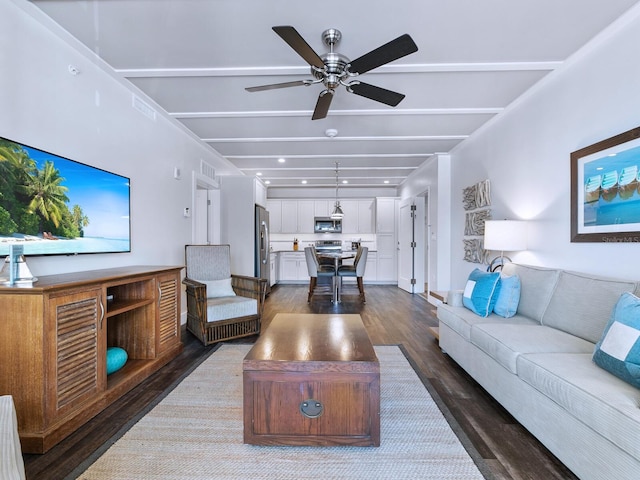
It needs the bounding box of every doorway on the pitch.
[192,172,219,244]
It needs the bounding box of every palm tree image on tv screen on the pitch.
[0,137,131,256]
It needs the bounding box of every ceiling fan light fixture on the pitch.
[246,26,418,120]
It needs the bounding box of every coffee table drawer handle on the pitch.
[300,399,324,418]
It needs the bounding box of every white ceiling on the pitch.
[31,0,640,190]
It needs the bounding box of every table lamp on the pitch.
[484,220,527,272]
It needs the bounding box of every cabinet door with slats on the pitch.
[156,271,180,353]
[47,288,104,422]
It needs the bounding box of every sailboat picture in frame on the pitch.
[571,126,640,243]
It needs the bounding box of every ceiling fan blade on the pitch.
[272,26,325,69]
[348,34,418,75]
[312,90,334,120]
[245,80,308,92]
[348,82,405,107]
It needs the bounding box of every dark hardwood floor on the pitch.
[23,284,578,480]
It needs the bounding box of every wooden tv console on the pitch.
[0,265,184,453]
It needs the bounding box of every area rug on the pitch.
[73,344,490,479]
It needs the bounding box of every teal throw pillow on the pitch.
[493,274,521,318]
[593,292,640,388]
[462,269,501,317]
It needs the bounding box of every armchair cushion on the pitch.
[197,278,236,298]
[206,296,257,322]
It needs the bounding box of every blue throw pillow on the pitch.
[462,269,501,317]
[493,274,521,318]
[593,292,640,388]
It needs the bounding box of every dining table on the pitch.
[316,251,356,303]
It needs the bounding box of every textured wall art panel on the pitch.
[462,179,491,264]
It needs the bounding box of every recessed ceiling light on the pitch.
[278,158,286,163]
[301,180,307,184]
[265,180,271,184]
[384,180,390,184]
[342,180,348,184]
[256,172,262,176]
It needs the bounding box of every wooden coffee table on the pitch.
[243,313,380,446]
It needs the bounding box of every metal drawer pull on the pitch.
[299,399,323,418]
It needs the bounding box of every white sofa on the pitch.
[437,263,640,480]
[1,395,26,480]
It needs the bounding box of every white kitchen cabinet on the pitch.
[375,198,398,283]
[340,199,374,234]
[364,251,377,282]
[255,180,267,208]
[375,197,397,233]
[358,199,374,233]
[278,252,307,282]
[269,252,278,287]
[266,199,282,234]
[281,201,298,233]
[339,200,358,234]
[297,200,315,233]
[314,200,331,217]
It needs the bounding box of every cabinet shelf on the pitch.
[106,358,153,390]
[106,297,154,318]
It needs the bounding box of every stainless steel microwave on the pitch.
[314,217,342,233]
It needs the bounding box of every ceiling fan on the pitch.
[245,26,418,120]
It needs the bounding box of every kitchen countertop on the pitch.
[272,250,376,253]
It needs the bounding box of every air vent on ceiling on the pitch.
[200,160,216,181]
[132,94,156,121]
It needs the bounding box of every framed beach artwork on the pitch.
[571,126,640,242]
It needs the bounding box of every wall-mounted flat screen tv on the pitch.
[0,136,131,256]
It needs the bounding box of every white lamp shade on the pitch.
[484,220,527,251]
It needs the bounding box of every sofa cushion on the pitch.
[593,292,640,388]
[501,263,559,322]
[470,324,594,374]
[517,352,640,461]
[493,274,520,318]
[206,296,257,322]
[462,269,501,317]
[438,304,537,342]
[438,304,537,341]
[542,270,636,343]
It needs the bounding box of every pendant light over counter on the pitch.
[331,161,344,220]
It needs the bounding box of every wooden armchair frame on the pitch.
[183,245,267,346]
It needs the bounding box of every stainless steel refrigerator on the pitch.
[255,205,270,293]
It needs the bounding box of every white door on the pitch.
[194,188,209,244]
[192,172,219,245]
[398,197,425,294]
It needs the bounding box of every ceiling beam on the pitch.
[116,61,562,78]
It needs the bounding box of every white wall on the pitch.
[1,1,240,278]
[403,5,640,287]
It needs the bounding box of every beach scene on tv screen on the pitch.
[0,138,130,256]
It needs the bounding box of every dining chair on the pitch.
[183,244,267,345]
[337,246,368,302]
[304,246,336,302]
